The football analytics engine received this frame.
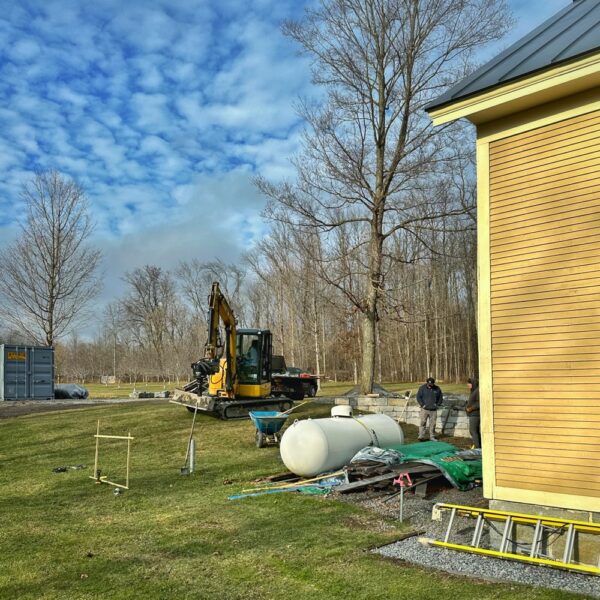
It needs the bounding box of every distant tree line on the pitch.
[2,219,477,386]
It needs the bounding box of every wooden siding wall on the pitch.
[489,110,600,500]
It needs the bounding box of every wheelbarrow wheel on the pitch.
[255,430,265,448]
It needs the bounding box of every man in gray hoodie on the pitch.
[416,377,443,441]
[466,376,481,448]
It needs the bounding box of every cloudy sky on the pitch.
[0,0,568,310]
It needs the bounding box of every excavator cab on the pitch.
[236,329,273,398]
[236,329,272,398]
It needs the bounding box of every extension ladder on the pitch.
[420,503,600,576]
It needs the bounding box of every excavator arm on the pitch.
[204,282,237,394]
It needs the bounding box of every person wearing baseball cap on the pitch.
[416,376,444,441]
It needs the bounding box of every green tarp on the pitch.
[384,441,482,491]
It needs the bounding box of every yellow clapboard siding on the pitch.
[490,121,600,163]
[492,323,600,338]
[494,346,600,365]
[491,232,600,263]
[492,210,600,244]
[494,414,600,425]
[492,357,600,369]
[492,298,600,317]
[494,411,600,428]
[491,213,600,247]
[490,184,600,218]
[490,109,600,156]
[491,284,600,305]
[495,465,600,483]
[490,144,600,186]
[493,356,600,366]
[494,368,600,378]
[492,319,600,334]
[490,164,600,199]
[496,459,600,477]
[491,256,600,287]
[495,432,600,452]
[495,440,600,454]
[492,255,600,281]
[490,169,600,204]
[495,470,600,490]
[491,191,599,228]
[493,313,600,328]
[494,382,590,394]
[495,478,600,498]
[495,434,600,454]
[490,193,600,232]
[493,360,600,376]
[495,472,600,491]
[493,334,600,346]
[488,110,600,505]
[492,336,598,356]
[496,402,600,412]
[491,221,600,254]
[492,272,600,295]
[494,390,600,400]
[494,403,600,414]
[490,127,600,172]
[491,237,600,265]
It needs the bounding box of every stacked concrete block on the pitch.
[334,394,470,437]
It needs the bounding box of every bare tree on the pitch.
[257,0,510,393]
[120,265,184,376]
[176,258,246,323]
[0,171,102,345]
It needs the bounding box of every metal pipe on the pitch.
[189,439,196,474]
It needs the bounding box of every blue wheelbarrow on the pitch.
[249,410,289,448]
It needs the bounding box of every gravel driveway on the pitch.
[340,488,598,598]
[0,398,163,419]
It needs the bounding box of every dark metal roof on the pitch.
[427,0,600,112]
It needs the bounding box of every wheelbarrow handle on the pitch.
[281,400,311,415]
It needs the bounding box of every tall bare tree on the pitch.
[257,0,510,393]
[120,265,180,374]
[0,171,102,345]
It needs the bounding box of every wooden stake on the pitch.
[93,420,100,480]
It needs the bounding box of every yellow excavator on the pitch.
[173,282,304,419]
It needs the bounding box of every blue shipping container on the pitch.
[0,345,54,400]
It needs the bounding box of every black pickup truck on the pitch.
[270,355,319,398]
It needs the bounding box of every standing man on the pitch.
[417,377,443,441]
[466,376,481,449]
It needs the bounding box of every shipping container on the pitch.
[0,345,54,400]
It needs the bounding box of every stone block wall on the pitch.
[334,395,471,438]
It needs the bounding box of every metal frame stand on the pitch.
[90,420,134,491]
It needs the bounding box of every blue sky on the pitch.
[0,0,568,308]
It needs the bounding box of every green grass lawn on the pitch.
[0,403,579,599]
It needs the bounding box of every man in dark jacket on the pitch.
[466,376,481,448]
[416,377,443,441]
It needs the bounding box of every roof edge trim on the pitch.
[428,52,600,126]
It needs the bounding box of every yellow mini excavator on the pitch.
[173,282,304,419]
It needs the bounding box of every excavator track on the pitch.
[216,398,293,420]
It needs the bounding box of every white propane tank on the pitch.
[280,413,403,477]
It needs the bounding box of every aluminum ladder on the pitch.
[420,503,600,576]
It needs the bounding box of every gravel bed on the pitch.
[339,486,598,598]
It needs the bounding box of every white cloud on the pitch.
[9,38,41,62]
